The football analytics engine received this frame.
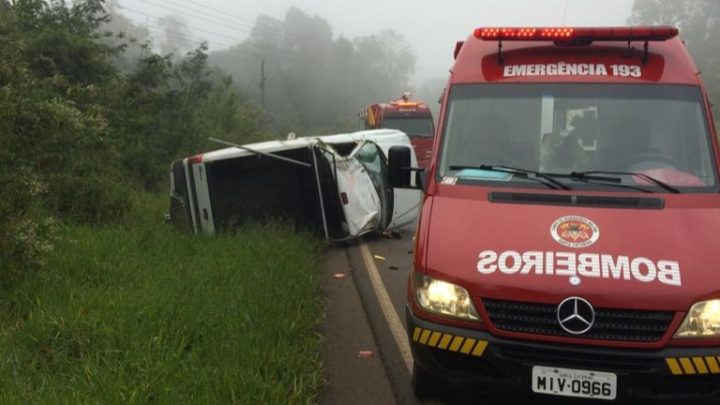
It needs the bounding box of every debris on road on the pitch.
[382,230,402,239]
[333,273,348,279]
[373,255,386,261]
[358,351,374,359]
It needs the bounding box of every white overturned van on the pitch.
[169,129,420,242]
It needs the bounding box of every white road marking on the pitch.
[359,243,413,373]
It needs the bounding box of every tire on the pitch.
[412,363,447,400]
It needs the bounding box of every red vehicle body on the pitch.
[361,94,435,167]
[389,27,720,403]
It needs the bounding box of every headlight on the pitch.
[412,273,480,321]
[674,300,720,338]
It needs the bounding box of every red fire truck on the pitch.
[360,93,435,167]
[387,26,720,403]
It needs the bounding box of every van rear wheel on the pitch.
[412,363,448,400]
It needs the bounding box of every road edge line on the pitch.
[359,243,413,373]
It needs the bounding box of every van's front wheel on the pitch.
[412,363,448,400]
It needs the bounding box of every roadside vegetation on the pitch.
[0,198,323,403]
[0,0,322,402]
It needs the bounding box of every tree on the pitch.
[0,0,124,283]
[111,43,268,189]
[355,30,415,91]
[629,0,720,119]
[0,0,268,283]
[100,0,152,73]
[209,7,417,135]
[158,14,191,57]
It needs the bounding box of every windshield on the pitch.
[439,84,717,192]
[354,142,394,231]
[383,116,434,138]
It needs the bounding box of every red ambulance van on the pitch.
[388,27,720,402]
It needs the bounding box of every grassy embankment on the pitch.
[0,195,323,403]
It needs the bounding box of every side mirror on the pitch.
[388,146,413,188]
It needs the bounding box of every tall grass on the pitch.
[0,198,323,404]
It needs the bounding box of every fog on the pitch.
[118,0,634,83]
[109,0,718,136]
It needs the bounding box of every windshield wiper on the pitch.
[570,171,680,194]
[449,164,571,190]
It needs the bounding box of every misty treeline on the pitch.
[629,0,719,120]
[211,7,418,135]
[0,0,267,284]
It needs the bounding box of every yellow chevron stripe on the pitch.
[666,358,683,375]
[427,331,442,347]
[679,357,696,375]
[437,334,453,349]
[411,327,489,358]
[705,356,720,374]
[693,357,709,374]
[419,329,431,345]
[460,338,476,354]
[449,336,465,352]
[472,340,488,357]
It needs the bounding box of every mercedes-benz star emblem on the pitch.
[557,297,595,335]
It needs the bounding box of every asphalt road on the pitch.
[341,224,601,405]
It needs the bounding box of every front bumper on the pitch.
[408,306,720,403]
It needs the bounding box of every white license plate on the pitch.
[532,365,617,400]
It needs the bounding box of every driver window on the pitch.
[541,103,598,173]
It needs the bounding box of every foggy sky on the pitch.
[119,0,636,84]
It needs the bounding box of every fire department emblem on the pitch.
[550,216,599,248]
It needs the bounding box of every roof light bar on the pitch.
[474,26,678,42]
[391,101,420,107]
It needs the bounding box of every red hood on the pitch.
[423,188,720,312]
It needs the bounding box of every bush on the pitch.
[0,174,56,287]
[0,0,270,282]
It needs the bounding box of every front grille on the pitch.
[483,299,674,342]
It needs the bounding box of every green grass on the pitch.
[0,197,324,404]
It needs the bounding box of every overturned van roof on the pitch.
[200,129,409,163]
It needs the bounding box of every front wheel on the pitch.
[412,363,448,400]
